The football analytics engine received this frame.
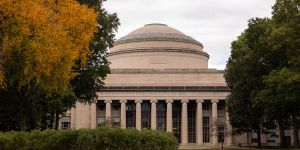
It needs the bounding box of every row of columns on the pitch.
[98,99,232,145]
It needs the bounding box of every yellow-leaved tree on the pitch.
[0,0,97,95]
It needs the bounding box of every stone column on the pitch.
[226,110,233,145]
[75,102,80,129]
[120,100,127,129]
[70,107,76,129]
[196,99,204,145]
[105,100,112,123]
[211,99,219,145]
[181,99,189,145]
[135,99,142,130]
[150,99,157,130]
[166,99,173,132]
[90,101,97,129]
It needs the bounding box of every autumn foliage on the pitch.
[0,0,97,95]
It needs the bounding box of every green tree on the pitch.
[255,0,300,147]
[71,0,120,101]
[225,18,272,147]
[225,0,300,147]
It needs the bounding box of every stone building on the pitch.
[64,23,296,148]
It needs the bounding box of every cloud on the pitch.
[104,0,275,69]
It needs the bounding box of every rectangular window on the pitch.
[61,122,70,129]
[283,121,291,130]
[203,102,210,110]
[60,116,70,129]
[157,101,166,132]
[203,116,210,143]
[217,103,224,110]
[112,117,120,126]
[97,117,105,125]
[98,102,105,111]
[112,104,120,111]
[217,116,225,125]
[218,126,225,142]
[188,101,196,143]
[251,131,258,143]
[126,101,136,128]
[172,101,181,143]
[141,101,151,129]
[267,129,276,143]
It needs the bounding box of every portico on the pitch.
[91,85,233,146]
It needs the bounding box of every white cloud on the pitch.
[103,0,275,70]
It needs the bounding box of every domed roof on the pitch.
[114,23,203,47]
[108,23,210,70]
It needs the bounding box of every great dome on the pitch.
[108,23,210,69]
[114,23,203,48]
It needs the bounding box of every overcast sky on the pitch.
[104,0,276,70]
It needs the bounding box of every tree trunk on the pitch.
[41,113,47,130]
[19,114,26,131]
[49,112,54,129]
[292,114,299,148]
[278,120,285,147]
[55,111,60,130]
[257,129,262,148]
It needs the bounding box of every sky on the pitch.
[103,0,276,70]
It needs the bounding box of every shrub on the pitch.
[0,127,178,150]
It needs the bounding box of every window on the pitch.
[61,121,70,129]
[203,102,210,110]
[283,121,291,130]
[112,104,119,110]
[267,130,276,143]
[172,101,181,143]
[217,102,224,110]
[203,116,210,143]
[157,101,166,132]
[266,123,276,143]
[126,101,136,128]
[251,131,258,143]
[112,117,120,126]
[97,102,105,111]
[141,101,151,129]
[188,101,196,143]
[97,117,105,125]
[60,116,70,129]
[218,126,225,143]
[217,116,225,125]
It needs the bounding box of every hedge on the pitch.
[0,127,178,150]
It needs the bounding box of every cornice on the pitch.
[107,47,209,58]
[110,69,225,74]
[100,85,229,92]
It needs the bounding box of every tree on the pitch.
[225,0,300,147]
[0,0,97,131]
[71,0,120,101]
[225,18,272,147]
[257,68,300,147]
[255,0,300,147]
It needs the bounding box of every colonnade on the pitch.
[93,99,233,145]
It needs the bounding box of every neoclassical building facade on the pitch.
[65,23,294,148]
